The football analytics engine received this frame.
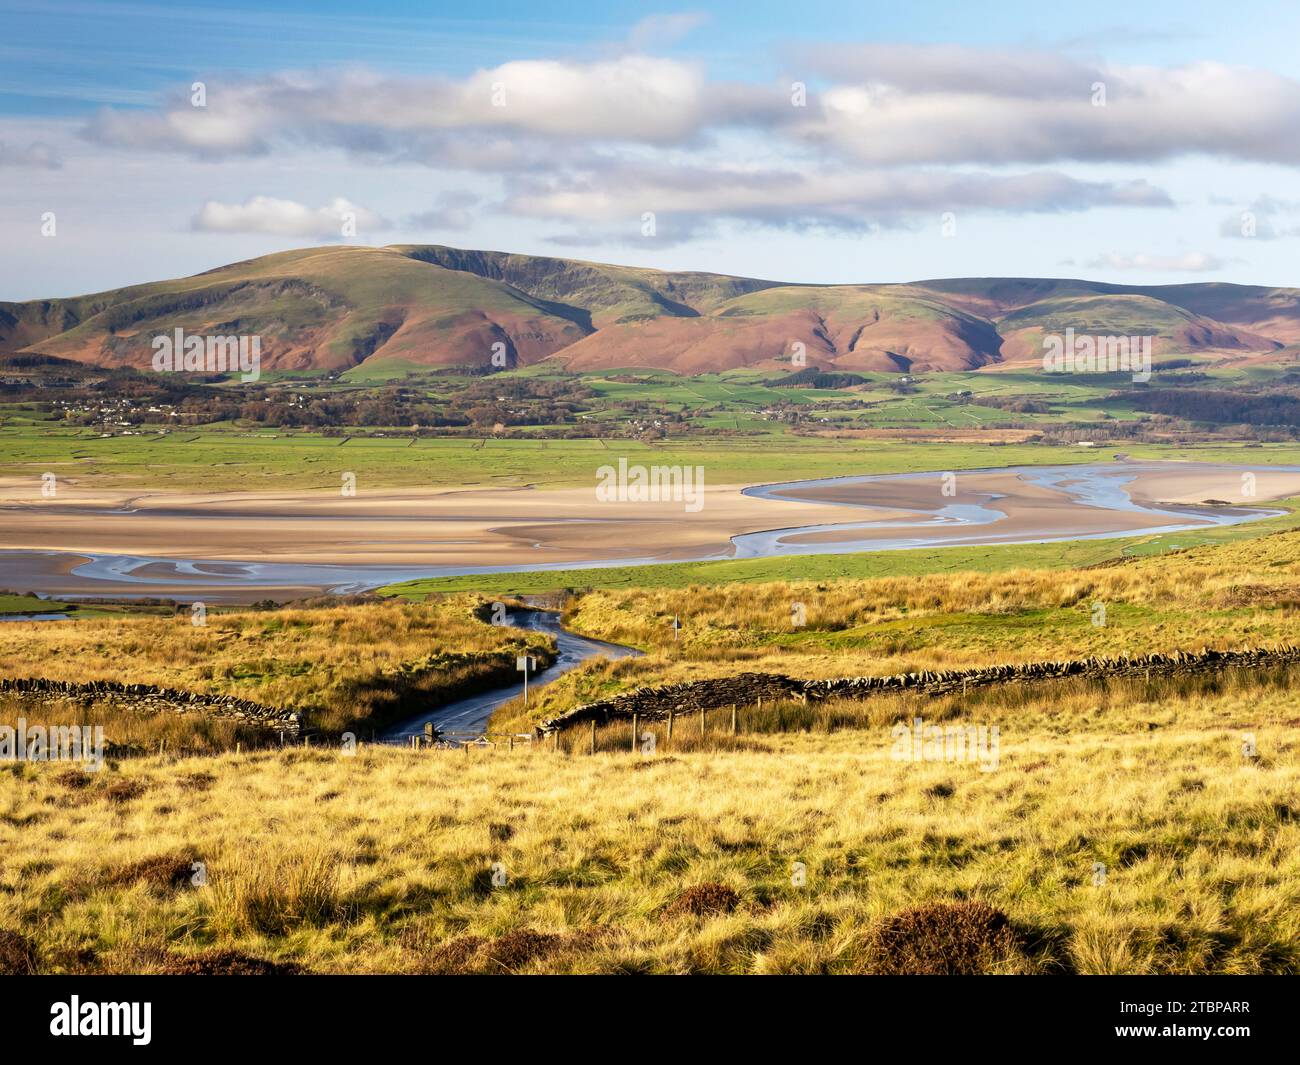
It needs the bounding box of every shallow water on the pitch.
[0,612,70,622]
[0,462,1288,599]
[735,462,1284,556]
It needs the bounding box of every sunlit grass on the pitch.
[3,678,1296,974]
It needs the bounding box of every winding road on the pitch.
[380,608,638,743]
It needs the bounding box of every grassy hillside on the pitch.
[1,246,592,373]
[3,673,1296,974]
[396,244,778,325]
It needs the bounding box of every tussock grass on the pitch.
[3,680,1297,974]
[476,529,1300,732]
[565,529,1300,655]
[0,694,260,756]
[207,848,346,937]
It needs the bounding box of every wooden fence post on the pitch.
[631,713,639,752]
[700,706,706,738]
[730,703,738,735]
[590,718,597,755]
[667,711,674,742]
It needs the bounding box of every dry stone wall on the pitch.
[0,678,303,733]
[538,645,1300,734]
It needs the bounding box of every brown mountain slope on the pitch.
[553,285,1003,373]
[0,246,592,373]
[2,245,1295,376]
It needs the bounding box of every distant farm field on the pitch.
[0,419,1094,490]
[7,362,1300,492]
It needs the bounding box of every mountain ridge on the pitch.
[3,244,1296,376]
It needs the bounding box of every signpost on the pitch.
[516,655,535,706]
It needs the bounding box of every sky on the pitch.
[1,0,1299,299]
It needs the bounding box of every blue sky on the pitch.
[2,0,1298,298]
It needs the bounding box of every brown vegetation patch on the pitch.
[862,901,1023,975]
[103,777,149,804]
[158,949,304,976]
[420,927,609,974]
[54,768,93,789]
[1214,583,1300,609]
[633,756,679,770]
[664,882,741,918]
[102,854,196,894]
[422,935,485,974]
[480,929,563,972]
[0,930,38,974]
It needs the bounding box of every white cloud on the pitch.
[505,163,1170,240]
[57,43,1300,248]
[81,48,1300,170]
[788,54,1300,166]
[191,196,389,238]
[84,57,715,157]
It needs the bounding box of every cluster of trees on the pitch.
[4,363,610,432]
[766,368,870,389]
[971,395,1054,414]
[1130,389,1300,429]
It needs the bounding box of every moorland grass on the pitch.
[482,527,1300,731]
[0,596,550,736]
[3,677,1296,974]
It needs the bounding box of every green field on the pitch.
[0,592,73,616]
[0,419,1087,490]
[6,405,1300,492]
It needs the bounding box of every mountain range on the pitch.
[3,244,1298,377]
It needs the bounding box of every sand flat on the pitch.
[1124,466,1300,506]
[0,461,1291,598]
[0,480,893,567]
